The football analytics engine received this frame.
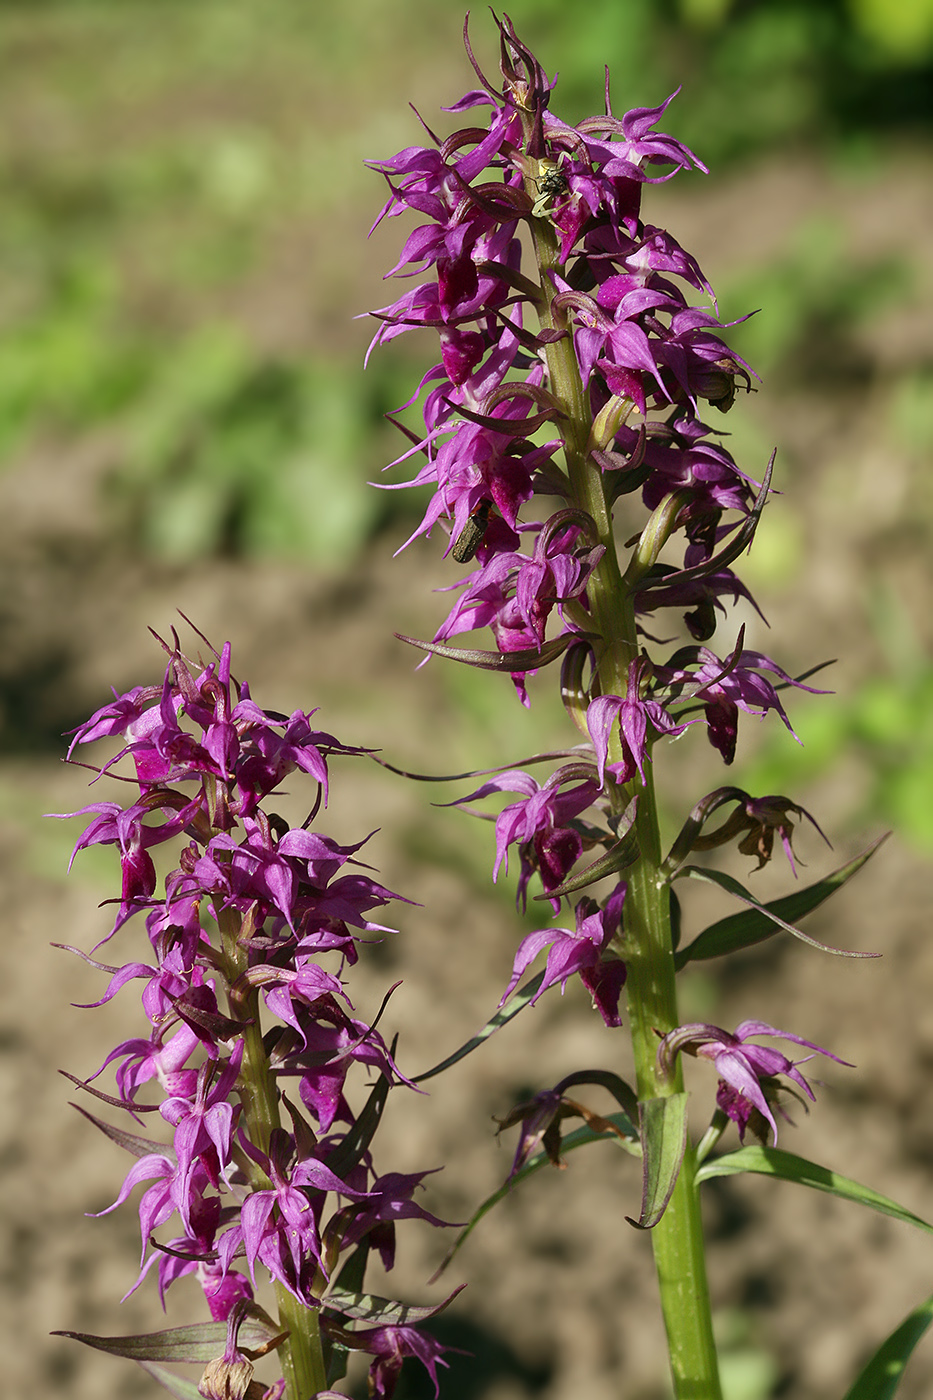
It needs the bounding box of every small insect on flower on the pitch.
[452,498,493,563]
[531,159,570,220]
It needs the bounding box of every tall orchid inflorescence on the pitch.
[362,15,918,1399]
[55,633,463,1400]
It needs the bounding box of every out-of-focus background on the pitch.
[2,2,932,1398]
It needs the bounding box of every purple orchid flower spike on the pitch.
[658,1020,853,1143]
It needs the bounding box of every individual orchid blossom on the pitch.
[501,884,627,1027]
[658,1020,852,1143]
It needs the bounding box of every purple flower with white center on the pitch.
[435,518,602,656]
[501,884,627,1026]
[658,1020,852,1143]
[638,414,756,518]
[160,1046,243,1206]
[91,1019,201,1104]
[653,305,755,412]
[275,996,411,1134]
[561,278,674,413]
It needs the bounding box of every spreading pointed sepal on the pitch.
[323,1063,392,1178]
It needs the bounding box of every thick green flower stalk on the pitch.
[366,15,912,1398]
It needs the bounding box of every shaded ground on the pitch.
[0,20,932,1400]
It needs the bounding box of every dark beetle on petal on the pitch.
[452,498,493,563]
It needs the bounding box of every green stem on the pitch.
[218,906,329,1400]
[527,206,722,1398]
[624,784,722,1400]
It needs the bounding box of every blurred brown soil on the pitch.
[2,152,933,1400]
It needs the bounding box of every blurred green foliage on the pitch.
[721,216,910,387]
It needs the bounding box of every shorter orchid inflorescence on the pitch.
[54,632,460,1400]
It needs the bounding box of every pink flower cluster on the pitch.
[57,634,454,1398]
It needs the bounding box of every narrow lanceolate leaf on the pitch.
[413,972,544,1083]
[135,1362,203,1399]
[395,632,590,672]
[52,1317,281,1364]
[627,1094,688,1230]
[842,1292,933,1400]
[674,835,888,968]
[429,1110,640,1281]
[696,1147,933,1236]
[673,862,880,961]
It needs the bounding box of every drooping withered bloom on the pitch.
[55,632,460,1399]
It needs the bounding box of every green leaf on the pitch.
[52,1317,281,1365]
[430,1109,640,1281]
[627,1094,688,1230]
[697,1146,933,1236]
[673,854,882,964]
[413,972,544,1083]
[843,1292,933,1400]
[674,836,887,967]
[136,1362,203,1399]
